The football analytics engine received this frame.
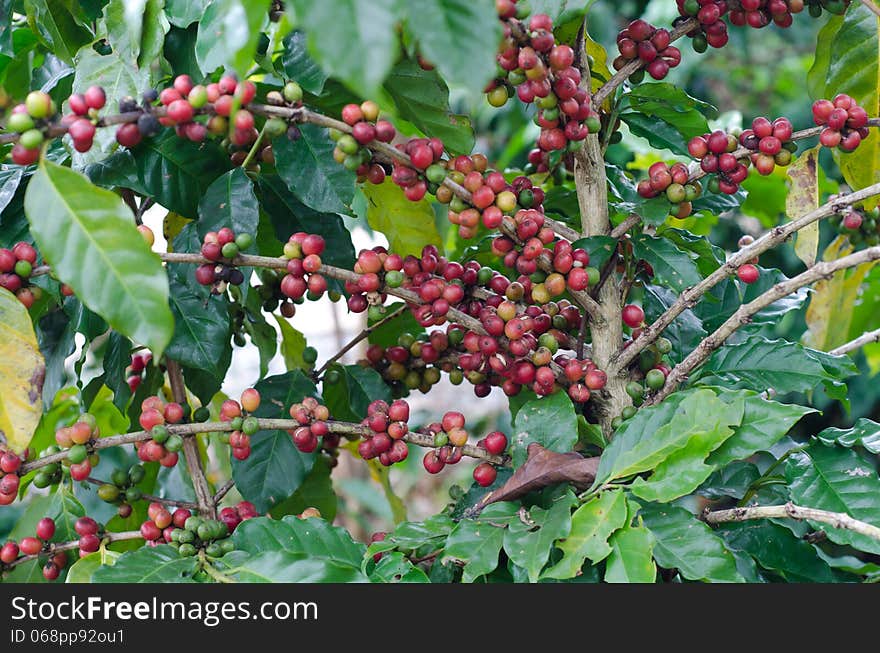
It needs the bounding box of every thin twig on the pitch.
[2,531,143,570]
[609,213,641,239]
[212,479,235,504]
[85,477,199,510]
[856,0,880,19]
[829,327,880,356]
[314,304,407,378]
[649,244,880,403]
[703,502,880,542]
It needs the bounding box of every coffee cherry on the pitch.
[0,541,19,563]
[75,517,99,537]
[116,123,142,147]
[36,517,56,541]
[42,563,60,580]
[25,91,53,118]
[423,450,445,474]
[622,304,645,328]
[19,537,43,556]
[84,85,106,110]
[473,463,497,487]
[737,263,760,284]
[483,431,508,455]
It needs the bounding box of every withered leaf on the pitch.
[471,443,599,515]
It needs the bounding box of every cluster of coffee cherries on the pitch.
[280,232,328,302]
[812,95,869,153]
[734,234,761,284]
[419,412,503,486]
[0,241,42,308]
[195,227,253,294]
[359,400,411,467]
[286,396,333,455]
[6,91,61,164]
[489,8,599,167]
[636,162,701,218]
[143,507,237,558]
[96,463,147,517]
[125,350,152,393]
[330,100,395,178]
[53,413,102,481]
[687,129,749,195]
[0,448,23,506]
[675,0,730,52]
[737,116,796,174]
[0,517,68,580]
[615,20,682,81]
[219,388,262,461]
[387,136,448,204]
[833,206,880,247]
[729,0,802,28]
[135,396,185,467]
[218,500,260,533]
[363,332,450,396]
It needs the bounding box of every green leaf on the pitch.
[280,30,327,94]
[369,552,430,583]
[273,125,355,214]
[718,521,841,582]
[699,336,857,396]
[639,503,743,583]
[383,59,475,154]
[627,83,715,131]
[102,0,169,68]
[196,168,260,240]
[195,0,270,76]
[86,131,231,219]
[511,390,578,467]
[816,417,880,454]
[443,517,506,583]
[24,161,173,359]
[269,457,337,521]
[35,310,77,409]
[165,0,210,27]
[366,514,455,556]
[629,394,744,503]
[291,0,398,98]
[570,235,617,271]
[25,0,93,63]
[604,523,656,583]
[403,0,501,96]
[543,489,627,579]
[620,112,691,156]
[643,284,706,363]
[0,0,13,55]
[503,491,575,583]
[233,515,365,567]
[362,178,443,257]
[593,389,740,488]
[92,545,199,583]
[708,389,814,466]
[367,302,425,348]
[786,442,880,555]
[66,549,121,583]
[275,315,308,372]
[697,461,761,500]
[630,233,701,293]
[232,551,367,582]
[323,364,391,422]
[102,330,133,410]
[231,372,319,512]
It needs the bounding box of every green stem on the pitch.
[241,123,269,169]
[199,550,237,584]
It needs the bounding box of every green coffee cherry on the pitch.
[283,81,303,103]
[128,464,145,484]
[68,444,88,465]
[97,484,120,502]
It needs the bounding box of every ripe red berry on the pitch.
[42,563,60,580]
[19,537,43,556]
[483,431,508,455]
[622,304,645,328]
[36,517,56,541]
[0,541,19,563]
[116,123,142,147]
[341,103,364,125]
[173,74,194,96]
[84,85,106,110]
[423,450,445,474]
[737,263,760,284]
[473,463,497,487]
[11,144,39,166]
[74,516,99,537]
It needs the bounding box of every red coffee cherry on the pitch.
[36,517,56,541]
[622,304,645,328]
[473,463,498,487]
[737,263,760,284]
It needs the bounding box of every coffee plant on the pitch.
[1,0,880,584]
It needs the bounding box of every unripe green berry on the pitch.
[164,434,183,453]
[97,483,120,502]
[235,233,253,250]
[242,416,259,435]
[19,129,43,149]
[8,112,34,133]
[221,242,239,259]
[283,81,303,103]
[68,444,88,464]
[14,259,32,278]
[645,369,666,390]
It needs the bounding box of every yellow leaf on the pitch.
[804,236,876,351]
[367,459,407,525]
[163,211,193,251]
[0,288,44,453]
[786,146,820,267]
[583,26,611,101]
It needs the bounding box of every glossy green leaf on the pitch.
[369,552,430,583]
[291,0,398,98]
[273,125,355,214]
[196,168,260,240]
[231,372,319,512]
[233,515,365,568]
[699,336,857,395]
[627,83,715,131]
[66,549,121,583]
[503,491,575,583]
[786,442,880,555]
[165,0,209,26]
[511,390,578,467]
[708,389,814,466]
[367,302,425,348]
[275,315,308,372]
[816,417,880,454]
[92,545,199,583]
[195,0,270,75]
[604,524,656,583]
[620,112,691,156]
[383,59,475,154]
[443,518,506,583]
[643,284,706,363]
[362,179,443,258]
[269,457,337,521]
[24,161,173,359]
[366,514,455,557]
[102,0,169,68]
[323,364,391,422]
[639,503,743,583]
[102,331,133,410]
[280,30,327,94]
[697,461,761,500]
[232,551,367,582]
[630,233,701,293]
[403,0,500,96]
[544,489,627,580]
[25,0,93,63]
[594,389,741,488]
